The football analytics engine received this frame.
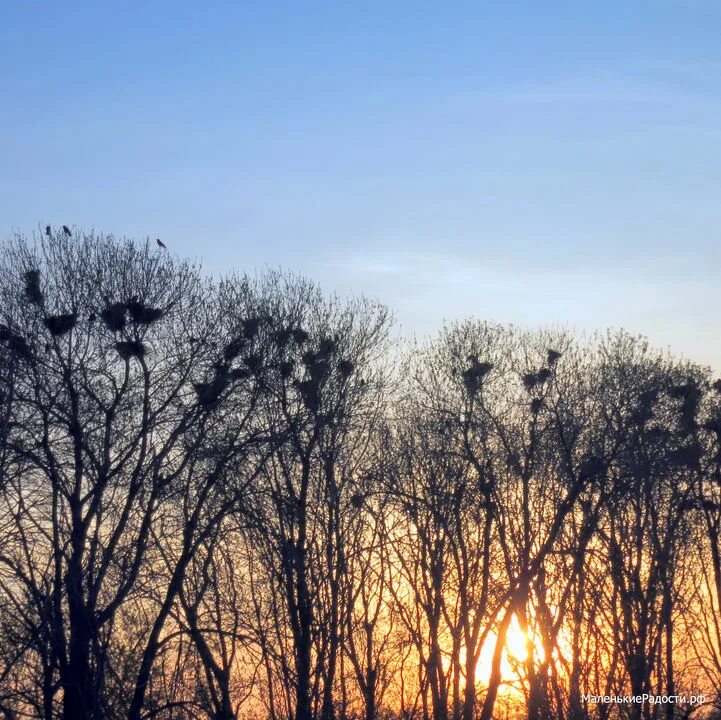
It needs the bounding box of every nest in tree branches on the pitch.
[241,317,260,340]
[115,340,146,360]
[0,325,31,360]
[127,298,164,325]
[44,313,77,337]
[24,270,43,306]
[547,349,562,365]
[223,337,245,361]
[101,302,127,332]
[462,356,493,396]
[279,360,295,378]
[337,359,355,378]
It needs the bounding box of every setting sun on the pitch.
[474,615,547,695]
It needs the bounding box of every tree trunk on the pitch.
[63,524,93,720]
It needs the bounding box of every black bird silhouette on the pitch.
[45,225,51,236]
[62,226,71,237]
[156,238,167,249]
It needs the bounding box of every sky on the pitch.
[1,1,720,369]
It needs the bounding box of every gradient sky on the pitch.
[1,2,720,369]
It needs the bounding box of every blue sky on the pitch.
[1,2,720,368]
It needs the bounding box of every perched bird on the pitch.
[45,225,52,236]
[62,226,71,237]
[156,238,167,249]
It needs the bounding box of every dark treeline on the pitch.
[0,230,720,720]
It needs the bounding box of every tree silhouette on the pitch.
[1,229,720,720]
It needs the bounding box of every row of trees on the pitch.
[0,230,720,720]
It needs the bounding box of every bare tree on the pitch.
[238,274,391,720]
[0,232,269,720]
[2,228,720,720]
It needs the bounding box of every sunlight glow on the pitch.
[475,615,548,694]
